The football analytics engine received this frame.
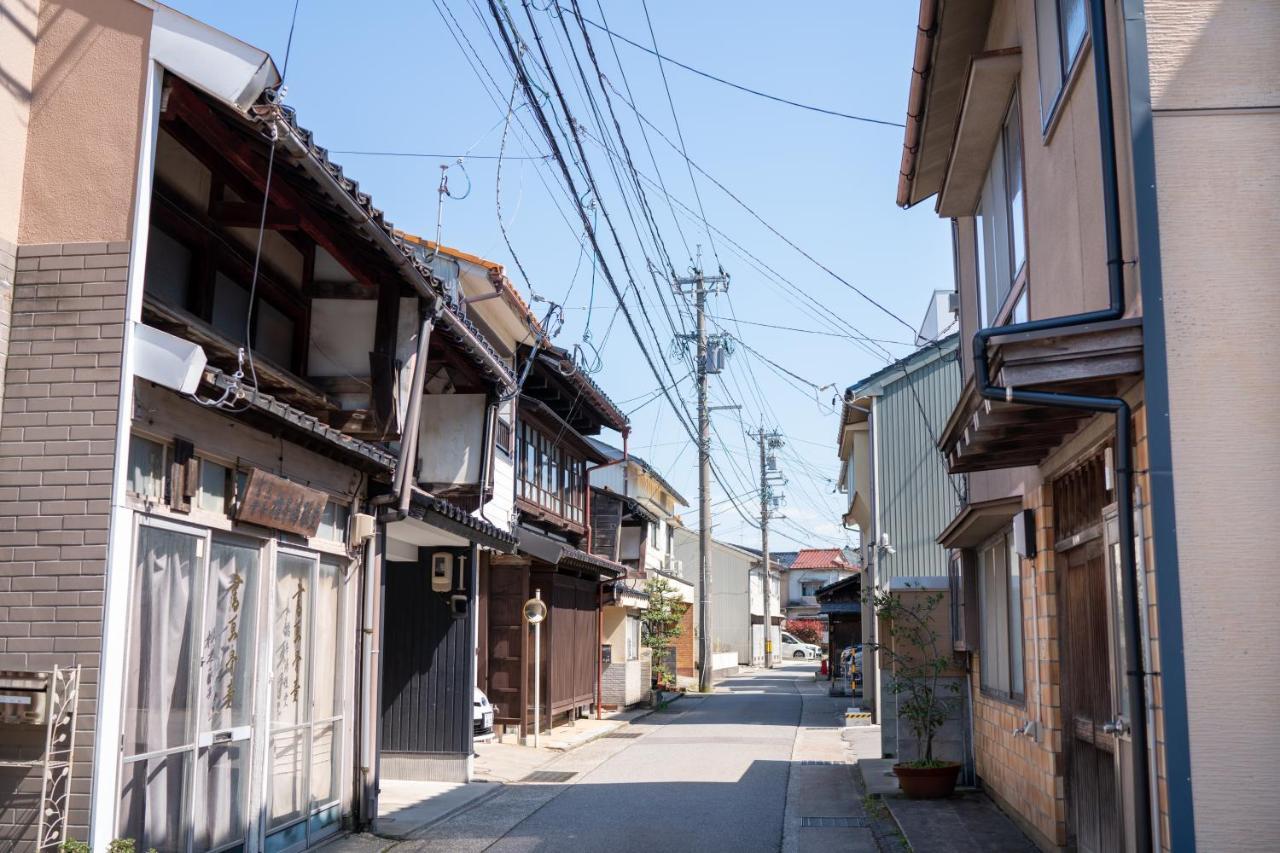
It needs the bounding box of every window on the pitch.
[144,225,192,308]
[516,419,586,524]
[800,580,823,598]
[198,459,231,514]
[975,94,1028,328]
[978,532,1024,700]
[128,435,167,500]
[316,501,350,543]
[1036,0,1088,128]
[625,616,640,661]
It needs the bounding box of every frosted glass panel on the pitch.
[272,554,312,727]
[204,541,259,731]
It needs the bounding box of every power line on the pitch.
[598,75,919,335]
[704,314,917,347]
[558,5,904,128]
[328,149,552,160]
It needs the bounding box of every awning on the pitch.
[937,496,1022,549]
[939,318,1143,473]
[517,527,624,579]
[394,488,517,553]
[820,602,863,616]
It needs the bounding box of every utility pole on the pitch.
[755,429,785,668]
[675,266,730,693]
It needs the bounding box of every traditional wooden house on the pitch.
[0,5,521,848]
[482,343,630,739]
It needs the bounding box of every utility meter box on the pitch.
[0,671,50,726]
[431,552,454,593]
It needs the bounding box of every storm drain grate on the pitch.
[601,732,643,739]
[521,770,578,783]
[797,760,847,766]
[801,817,870,828]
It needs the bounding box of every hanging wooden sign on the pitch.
[234,469,327,537]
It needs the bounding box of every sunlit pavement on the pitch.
[377,661,877,853]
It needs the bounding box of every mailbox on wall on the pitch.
[0,671,50,726]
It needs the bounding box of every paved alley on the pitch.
[374,664,876,853]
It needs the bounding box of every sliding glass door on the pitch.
[265,552,347,853]
[120,522,263,853]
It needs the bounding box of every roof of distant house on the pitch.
[586,438,689,507]
[790,548,857,571]
[771,551,799,569]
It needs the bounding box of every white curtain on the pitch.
[119,525,199,853]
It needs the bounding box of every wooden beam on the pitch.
[210,200,299,229]
[164,80,387,293]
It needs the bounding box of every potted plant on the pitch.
[868,584,963,799]
[642,575,684,692]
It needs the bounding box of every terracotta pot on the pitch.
[892,762,961,799]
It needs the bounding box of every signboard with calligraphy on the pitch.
[234,469,327,537]
[589,492,623,562]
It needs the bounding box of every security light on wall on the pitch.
[1012,509,1037,559]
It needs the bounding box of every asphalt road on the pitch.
[398,663,821,853]
[487,667,807,853]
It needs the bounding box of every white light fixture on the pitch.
[131,322,207,394]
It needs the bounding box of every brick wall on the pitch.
[0,240,129,847]
[1134,406,1171,851]
[970,484,1067,850]
[0,236,14,418]
[675,604,694,677]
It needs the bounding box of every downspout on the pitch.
[1121,0,1193,844]
[358,521,381,827]
[970,0,1150,847]
[587,428,630,719]
[372,300,438,519]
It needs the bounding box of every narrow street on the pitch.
[390,664,877,853]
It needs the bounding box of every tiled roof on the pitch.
[790,548,856,570]
[407,489,518,552]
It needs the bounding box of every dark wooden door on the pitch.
[486,563,528,729]
[1059,538,1121,853]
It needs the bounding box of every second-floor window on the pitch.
[975,93,1028,328]
[516,419,585,525]
[1036,0,1088,128]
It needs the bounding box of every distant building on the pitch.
[783,548,858,621]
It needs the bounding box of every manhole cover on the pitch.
[522,770,578,783]
[801,817,869,828]
[601,732,643,739]
[797,760,846,766]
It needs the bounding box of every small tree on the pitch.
[786,618,823,646]
[641,575,684,688]
[866,585,961,767]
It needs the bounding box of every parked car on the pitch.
[780,632,819,659]
[474,687,494,737]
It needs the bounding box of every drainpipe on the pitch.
[970,0,1149,847]
[587,429,630,719]
[373,300,438,519]
[358,522,381,826]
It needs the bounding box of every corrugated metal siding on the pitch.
[381,548,474,755]
[877,346,963,580]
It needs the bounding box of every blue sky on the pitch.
[168,0,952,550]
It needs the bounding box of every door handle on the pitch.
[1102,716,1130,736]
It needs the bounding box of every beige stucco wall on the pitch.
[17,0,151,245]
[1146,4,1280,846]
[0,0,37,245]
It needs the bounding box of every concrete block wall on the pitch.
[0,240,129,847]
